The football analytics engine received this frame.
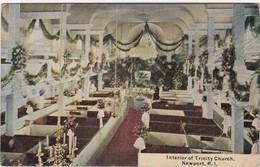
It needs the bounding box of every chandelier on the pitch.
[129,24,158,60]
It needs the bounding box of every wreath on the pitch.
[11,45,29,71]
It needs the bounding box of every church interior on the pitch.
[1,3,260,166]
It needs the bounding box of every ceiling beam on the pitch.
[206,8,259,17]
[20,12,71,19]
[192,22,232,30]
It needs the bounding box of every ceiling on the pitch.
[2,3,259,41]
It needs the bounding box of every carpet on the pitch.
[95,108,142,166]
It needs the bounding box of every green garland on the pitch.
[82,64,90,74]
[197,50,211,83]
[11,45,29,71]
[1,13,8,32]
[23,63,47,85]
[245,16,260,37]
[248,128,260,144]
[104,54,188,90]
[69,64,80,76]
[1,70,14,89]
[61,50,73,76]
[20,19,37,38]
[66,30,85,43]
[1,45,28,88]
[39,19,60,40]
[51,67,59,80]
[213,68,223,90]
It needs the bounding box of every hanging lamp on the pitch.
[129,23,158,60]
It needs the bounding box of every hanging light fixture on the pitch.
[128,23,158,60]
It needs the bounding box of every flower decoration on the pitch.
[97,99,105,109]
[132,121,148,138]
[221,45,235,72]
[188,54,195,65]
[248,128,260,143]
[89,52,94,65]
[140,102,151,112]
[11,45,29,71]
[26,97,37,107]
[199,51,208,66]
[202,95,207,102]
[63,116,78,133]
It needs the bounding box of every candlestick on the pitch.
[49,146,53,157]
[74,136,77,148]
[38,142,42,154]
[63,133,66,144]
[46,135,49,146]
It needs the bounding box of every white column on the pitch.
[59,82,65,114]
[229,97,246,154]
[84,25,92,66]
[207,16,215,74]
[98,32,104,64]
[60,10,67,57]
[204,84,213,119]
[8,4,20,60]
[84,74,90,98]
[6,93,19,135]
[98,72,103,90]
[188,30,193,55]
[193,77,200,106]
[194,28,200,78]
[46,60,52,79]
[187,76,193,92]
[232,4,247,82]
[52,25,59,52]
[166,53,172,62]
[6,71,23,135]
[200,69,204,90]
[194,28,200,56]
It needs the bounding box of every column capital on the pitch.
[229,97,247,109]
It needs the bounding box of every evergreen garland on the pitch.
[103,54,188,91]
[213,67,223,90]
[23,63,47,85]
[82,64,90,74]
[39,19,60,40]
[245,16,260,37]
[11,45,29,71]
[1,13,9,32]
[20,19,37,38]
[1,70,15,89]
[197,50,211,83]
[1,45,28,88]
[248,128,260,143]
[66,30,85,43]
[222,45,236,72]
[61,50,73,76]
[69,64,80,76]
[51,67,59,80]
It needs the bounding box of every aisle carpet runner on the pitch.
[95,108,142,166]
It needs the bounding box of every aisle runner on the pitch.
[95,108,142,166]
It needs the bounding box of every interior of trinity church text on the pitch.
[1,3,260,166]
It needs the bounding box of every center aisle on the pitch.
[95,108,142,166]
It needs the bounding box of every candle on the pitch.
[49,147,53,157]
[38,142,41,153]
[46,135,49,146]
[63,133,66,144]
[74,136,77,148]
